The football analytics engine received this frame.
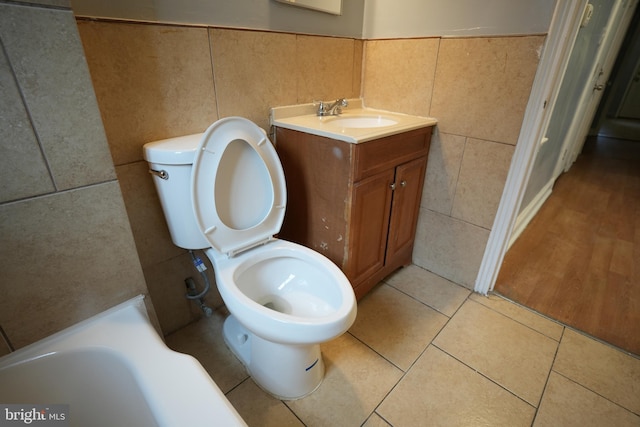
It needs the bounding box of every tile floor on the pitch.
[165,265,640,426]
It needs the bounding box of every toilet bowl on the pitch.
[143,117,357,400]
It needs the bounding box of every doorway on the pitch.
[494,133,640,355]
[494,1,640,355]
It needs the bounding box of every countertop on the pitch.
[270,99,437,144]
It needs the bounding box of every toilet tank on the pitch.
[143,133,210,250]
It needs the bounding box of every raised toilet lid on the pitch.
[191,117,286,255]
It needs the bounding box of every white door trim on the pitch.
[474,0,588,295]
[508,177,554,249]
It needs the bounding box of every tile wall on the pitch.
[76,17,544,334]
[77,20,363,335]
[363,36,545,287]
[0,0,151,353]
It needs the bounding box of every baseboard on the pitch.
[508,180,554,249]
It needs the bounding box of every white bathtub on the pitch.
[0,296,247,427]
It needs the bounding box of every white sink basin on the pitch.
[270,100,437,144]
[325,116,398,128]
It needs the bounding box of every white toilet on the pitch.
[143,117,357,400]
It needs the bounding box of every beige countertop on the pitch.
[270,99,437,143]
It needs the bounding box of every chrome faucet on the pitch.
[316,98,348,116]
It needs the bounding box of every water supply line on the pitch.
[185,250,213,317]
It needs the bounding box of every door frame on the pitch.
[474,0,588,294]
[475,0,638,294]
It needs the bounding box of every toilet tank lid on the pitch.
[143,133,204,165]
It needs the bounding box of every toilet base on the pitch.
[223,314,324,400]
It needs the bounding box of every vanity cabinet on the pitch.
[274,126,432,299]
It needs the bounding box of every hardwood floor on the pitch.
[495,135,640,356]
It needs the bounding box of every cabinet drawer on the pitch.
[353,126,432,181]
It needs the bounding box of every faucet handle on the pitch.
[315,98,348,116]
[336,99,348,114]
[314,100,326,114]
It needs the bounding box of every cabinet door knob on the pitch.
[400,180,407,187]
[390,182,396,190]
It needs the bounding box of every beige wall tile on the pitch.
[362,38,439,117]
[296,35,359,103]
[413,208,489,288]
[433,300,558,406]
[0,48,54,203]
[421,131,466,215]
[378,345,535,426]
[115,162,183,268]
[349,284,448,370]
[430,36,544,144]
[352,39,364,98]
[77,20,218,165]
[210,28,297,130]
[0,330,11,357]
[534,372,640,427]
[73,20,544,323]
[0,182,148,349]
[0,5,115,190]
[359,35,542,288]
[452,137,515,228]
[19,0,69,6]
[553,329,640,414]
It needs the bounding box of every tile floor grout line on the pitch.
[529,325,567,425]
[561,324,640,361]
[343,329,408,424]
[174,268,639,425]
[363,302,475,426]
[382,277,471,319]
[348,306,455,426]
[469,295,563,344]
[550,369,640,417]
[365,411,393,427]
[427,292,473,346]
[282,400,308,427]
[345,330,407,373]
[490,291,596,342]
[223,375,252,398]
[492,291,640,359]
[430,341,539,412]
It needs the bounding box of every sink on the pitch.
[270,100,437,144]
[325,115,398,128]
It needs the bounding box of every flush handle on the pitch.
[149,169,169,180]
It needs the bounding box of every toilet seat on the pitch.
[191,117,286,256]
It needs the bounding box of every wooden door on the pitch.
[347,168,395,286]
[386,157,428,267]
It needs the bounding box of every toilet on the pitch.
[143,117,357,400]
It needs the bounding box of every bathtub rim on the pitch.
[0,295,247,427]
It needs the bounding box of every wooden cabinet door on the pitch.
[347,168,395,286]
[386,156,428,267]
